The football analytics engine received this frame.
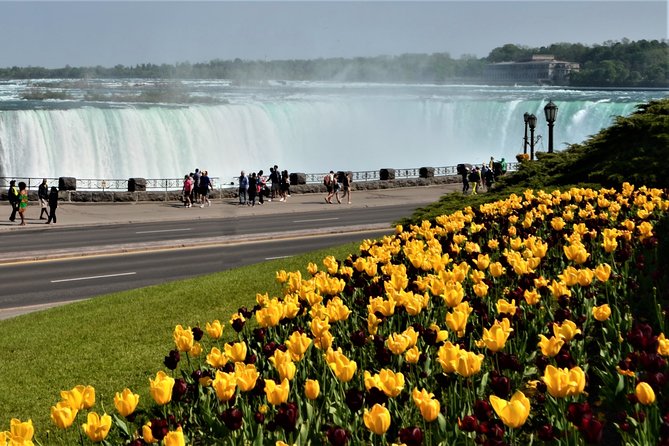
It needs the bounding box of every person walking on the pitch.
[461,167,470,194]
[468,167,481,195]
[38,178,49,220]
[7,180,19,222]
[324,171,334,203]
[339,171,352,204]
[17,181,28,226]
[46,186,58,224]
[279,170,290,202]
[238,171,248,205]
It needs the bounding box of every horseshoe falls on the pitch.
[0,80,665,181]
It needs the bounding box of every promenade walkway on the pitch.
[0,184,459,232]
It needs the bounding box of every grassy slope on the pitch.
[0,242,359,437]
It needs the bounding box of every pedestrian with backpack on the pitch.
[323,171,334,203]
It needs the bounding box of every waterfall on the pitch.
[0,83,661,181]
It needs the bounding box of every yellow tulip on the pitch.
[142,422,157,443]
[255,301,283,327]
[594,263,612,282]
[327,350,357,382]
[538,335,564,357]
[377,369,405,398]
[404,346,421,364]
[455,350,484,377]
[307,261,319,275]
[363,404,391,435]
[113,388,140,418]
[225,341,248,363]
[190,342,203,357]
[61,385,95,410]
[553,320,581,342]
[271,350,297,382]
[285,331,312,361]
[206,347,228,368]
[205,320,223,339]
[635,382,656,405]
[173,324,194,353]
[163,426,186,446]
[81,412,112,443]
[311,317,331,338]
[386,332,411,355]
[235,363,260,392]
[658,333,669,356]
[441,281,464,307]
[480,321,512,352]
[592,304,612,322]
[212,371,237,402]
[264,378,290,405]
[523,289,540,305]
[9,418,34,444]
[473,281,489,297]
[563,242,590,264]
[418,398,440,422]
[50,401,78,429]
[489,262,506,278]
[542,365,586,398]
[305,379,320,400]
[473,254,490,271]
[496,299,517,316]
[437,342,461,374]
[149,371,175,405]
[548,280,572,299]
[490,391,530,428]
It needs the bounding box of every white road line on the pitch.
[51,272,137,283]
[136,228,192,234]
[293,217,340,223]
[265,255,292,260]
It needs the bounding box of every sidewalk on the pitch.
[0,184,460,232]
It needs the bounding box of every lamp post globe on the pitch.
[528,114,537,161]
[544,101,558,153]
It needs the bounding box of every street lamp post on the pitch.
[523,112,530,155]
[528,114,537,160]
[544,100,558,153]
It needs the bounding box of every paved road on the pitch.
[0,184,458,319]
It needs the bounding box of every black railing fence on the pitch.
[0,163,518,192]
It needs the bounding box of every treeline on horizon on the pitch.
[0,38,666,87]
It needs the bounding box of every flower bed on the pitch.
[4,183,669,445]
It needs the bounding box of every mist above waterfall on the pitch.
[0,81,664,182]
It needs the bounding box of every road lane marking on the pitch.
[136,228,192,234]
[293,217,339,223]
[265,255,292,260]
[51,272,137,283]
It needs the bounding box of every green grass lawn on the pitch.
[0,241,359,440]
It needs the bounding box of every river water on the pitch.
[0,79,666,181]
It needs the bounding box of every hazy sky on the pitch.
[0,1,666,68]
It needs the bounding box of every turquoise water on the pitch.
[0,80,665,180]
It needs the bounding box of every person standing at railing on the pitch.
[257,170,266,205]
[7,180,19,222]
[199,170,212,208]
[46,187,58,224]
[248,172,257,206]
[38,178,50,220]
[182,174,194,208]
[238,171,248,205]
[193,168,201,205]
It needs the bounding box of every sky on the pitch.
[0,1,666,68]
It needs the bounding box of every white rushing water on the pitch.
[0,80,666,181]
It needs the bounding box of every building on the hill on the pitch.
[484,55,580,85]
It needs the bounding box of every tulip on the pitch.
[635,382,655,405]
[592,304,612,322]
[594,263,612,282]
[113,388,140,418]
[563,242,589,264]
[264,378,290,405]
[523,289,540,305]
[437,342,461,374]
[386,332,411,355]
[285,331,312,361]
[82,412,112,443]
[479,320,512,352]
[418,397,441,422]
[496,299,517,316]
[489,391,530,428]
[305,379,320,400]
[173,324,194,352]
[271,350,297,382]
[455,350,484,377]
[205,320,223,339]
[542,365,586,398]
[405,346,421,364]
[149,371,175,405]
[163,427,186,446]
[658,333,669,356]
[142,422,157,443]
[377,369,405,398]
[553,320,581,342]
[212,370,237,402]
[363,404,391,435]
[9,418,34,444]
[206,347,228,368]
[61,385,95,410]
[51,401,78,429]
[225,341,248,363]
[489,262,506,278]
[538,335,564,357]
[235,363,260,392]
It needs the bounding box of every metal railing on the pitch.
[1,163,519,192]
